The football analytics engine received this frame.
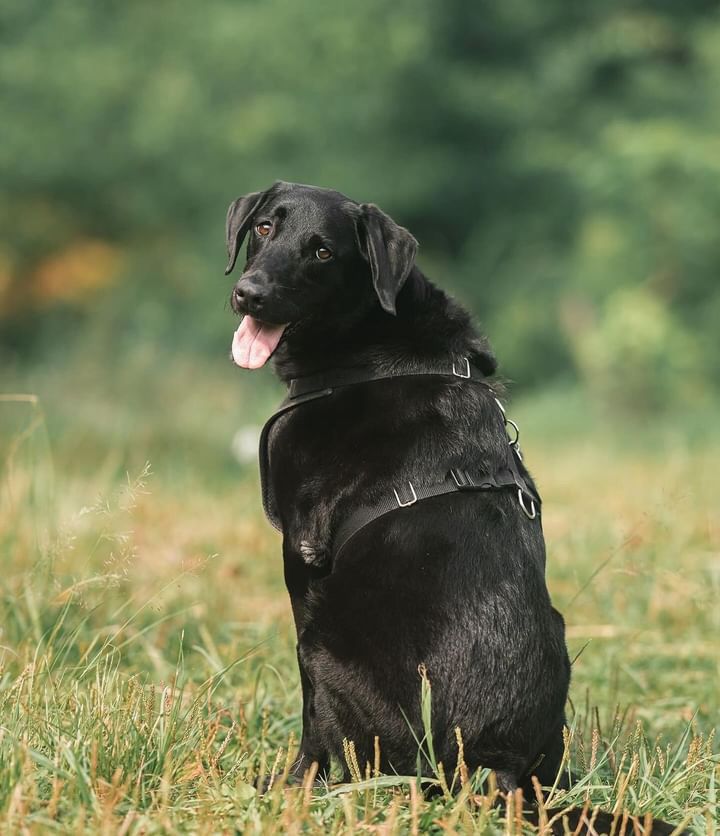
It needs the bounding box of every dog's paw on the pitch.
[299,540,329,567]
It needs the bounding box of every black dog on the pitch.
[225,182,680,835]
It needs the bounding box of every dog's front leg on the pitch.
[282,539,332,784]
[286,642,331,783]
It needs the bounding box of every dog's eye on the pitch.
[315,247,333,261]
[255,222,273,237]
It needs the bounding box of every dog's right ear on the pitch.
[225,189,272,275]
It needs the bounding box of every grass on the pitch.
[1,360,718,833]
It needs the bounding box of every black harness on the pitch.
[258,358,541,559]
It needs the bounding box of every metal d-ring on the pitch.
[452,357,471,379]
[518,489,537,520]
[494,397,520,445]
[394,482,418,508]
[506,418,520,446]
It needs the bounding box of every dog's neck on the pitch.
[271,268,497,384]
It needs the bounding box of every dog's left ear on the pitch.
[357,203,418,315]
[225,188,275,275]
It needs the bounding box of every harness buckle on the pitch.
[452,357,471,379]
[450,468,475,489]
[393,482,418,508]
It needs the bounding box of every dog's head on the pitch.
[225,181,417,369]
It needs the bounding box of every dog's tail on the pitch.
[526,805,684,835]
[494,763,688,835]
[509,790,686,835]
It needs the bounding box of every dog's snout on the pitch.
[233,276,266,314]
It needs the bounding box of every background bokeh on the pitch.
[3,1,719,450]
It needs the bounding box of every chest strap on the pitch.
[259,358,491,531]
[332,451,540,560]
[257,358,540,550]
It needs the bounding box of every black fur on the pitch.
[225,182,682,835]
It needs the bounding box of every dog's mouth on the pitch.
[231,316,289,369]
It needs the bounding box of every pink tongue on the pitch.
[231,316,288,369]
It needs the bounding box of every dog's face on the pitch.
[225,181,417,369]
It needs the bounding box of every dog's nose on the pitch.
[233,279,265,314]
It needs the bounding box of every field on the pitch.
[1,358,718,834]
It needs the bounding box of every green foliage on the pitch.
[1,1,719,404]
[568,285,701,412]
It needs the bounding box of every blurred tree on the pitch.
[376,0,719,396]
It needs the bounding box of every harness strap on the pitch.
[257,357,541,550]
[259,387,333,530]
[260,358,491,530]
[332,451,541,559]
[287,356,487,399]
